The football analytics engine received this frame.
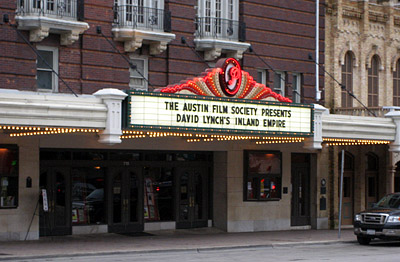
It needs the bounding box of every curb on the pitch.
[0,239,356,261]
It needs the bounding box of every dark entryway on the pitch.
[108,167,144,233]
[39,149,212,236]
[291,153,311,227]
[176,167,208,229]
[39,167,71,236]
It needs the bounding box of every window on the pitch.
[257,69,268,86]
[273,71,285,96]
[0,145,18,209]
[115,0,163,28]
[244,151,282,201]
[341,52,353,107]
[292,73,301,103]
[37,46,58,92]
[129,56,148,90]
[368,55,379,107]
[197,0,239,39]
[144,167,173,221]
[71,167,106,225]
[394,59,400,106]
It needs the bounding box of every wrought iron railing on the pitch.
[16,0,82,20]
[113,5,171,32]
[195,17,246,42]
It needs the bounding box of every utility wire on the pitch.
[308,53,377,117]
[248,46,300,99]
[96,26,153,89]
[180,36,210,68]
[2,14,78,97]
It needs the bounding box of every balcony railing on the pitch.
[113,5,171,32]
[195,17,246,42]
[16,0,82,20]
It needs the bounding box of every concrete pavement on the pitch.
[0,228,356,261]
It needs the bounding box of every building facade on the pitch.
[3,0,397,241]
[324,0,400,228]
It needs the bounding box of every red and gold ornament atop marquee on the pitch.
[159,58,292,103]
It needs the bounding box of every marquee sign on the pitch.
[126,91,313,136]
[126,58,313,136]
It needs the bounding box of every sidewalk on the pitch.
[0,228,355,260]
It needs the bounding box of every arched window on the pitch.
[341,52,353,107]
[368,55,379,107]
[366,152,379,171]
[393,59,400,106]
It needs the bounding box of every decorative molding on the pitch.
[369,11,388,23]
[93,88,128,145]
[204,48,222,61]
[124,38,144,53]
[112,28,175,55]
[29,27,50,42]
[150,41,168,55]
[60,30,81,46]
[15,16,89,45]
[194,38,250,61]
[343,7,363,19]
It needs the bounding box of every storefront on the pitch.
[0,58,328,240]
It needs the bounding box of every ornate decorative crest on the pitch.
[159,58,292,103]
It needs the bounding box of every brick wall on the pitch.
[0,0,324,103]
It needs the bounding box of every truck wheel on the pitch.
[357,236,371,245]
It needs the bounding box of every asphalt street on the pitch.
[8,242,400,262]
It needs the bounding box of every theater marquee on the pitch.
[126,91,313,136]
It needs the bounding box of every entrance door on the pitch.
[176,168,208,229]
[341,171,354,225]
[39,167,71,236]
[108,167,144,233]
[365,153,379,208]
[291,154,310,226]
[339,152,354,226]
[366,171,378,209]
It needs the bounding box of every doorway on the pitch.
[365,153,379,209]
[339,151,354,226]
[291,153,311,226]
[108,167,144,233]
[176,167,208,229]
[39,167,71,236]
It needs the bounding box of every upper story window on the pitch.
[114,0,165,31]
[368,55,379,107]
[257,69,268,86]
[16,0,88,45]
[341,52,353,108]
[36,46,58,92]
[129,56,148,91]
[393,59,400,106]
[292,73,301,103]
[112,0,175,54]
[273,71,286,96]
[196,0,240,41]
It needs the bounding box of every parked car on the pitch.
[354,193,400,245]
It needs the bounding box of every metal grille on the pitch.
[362,213,388,224]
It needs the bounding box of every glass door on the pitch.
[176,168,208,229]
[39,167,71,236]
[108,167,144,233]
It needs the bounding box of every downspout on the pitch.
[315,0,321,101]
